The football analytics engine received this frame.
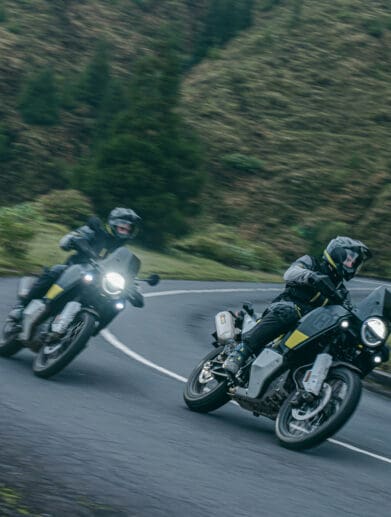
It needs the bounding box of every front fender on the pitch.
[331,361,363,376]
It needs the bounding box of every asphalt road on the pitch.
[0,277,390,516]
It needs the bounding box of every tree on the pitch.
[193,0,255,63]
[74,34,204,248]
[18,68,60,125]
[77,40,111,111]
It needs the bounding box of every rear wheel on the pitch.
[0,319,23,357]
[33,312,96,379]
[275,367,361,450]
[184,346,230,413]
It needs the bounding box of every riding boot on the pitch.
[223,342,252,375]
[8,302,27,323]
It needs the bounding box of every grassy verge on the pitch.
[1,222,389,372]
[0,222,282,282]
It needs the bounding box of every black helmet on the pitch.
[323,236,372,281]
[108,207,141,240]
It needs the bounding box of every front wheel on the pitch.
[183,346,230,413]
[33,312,96,379]
[275,367,361,450]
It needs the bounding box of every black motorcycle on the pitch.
[184,280,390,450]
[0,247,159,378]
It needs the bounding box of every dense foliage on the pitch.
[73,37,204,248]
[0,204,39,259]
[0,0,390,275]
[36,190,94,228]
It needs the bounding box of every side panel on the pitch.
[245,349,284,399]
[281,305,349,351]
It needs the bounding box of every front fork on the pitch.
[302,353,333,396]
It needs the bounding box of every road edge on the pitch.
[364,369,391,398]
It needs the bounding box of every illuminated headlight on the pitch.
[361,318,388,347]
[102,272,126,295]
[83,273,94,284]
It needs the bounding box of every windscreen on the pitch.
[354,286,391,321]
[99,247,141,277]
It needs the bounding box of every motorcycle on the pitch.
[0,246,160,378]
[184,279,390,450]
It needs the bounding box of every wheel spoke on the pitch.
[283,377,351,438]
[191,354,227,396]
[40,318,84,365]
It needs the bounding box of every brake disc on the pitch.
[291,384,332,421]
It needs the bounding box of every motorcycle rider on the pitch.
[223,236,372,375]
[9,207,143,324]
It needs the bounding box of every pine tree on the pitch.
[77,40,111,111]
[18,68,59,125]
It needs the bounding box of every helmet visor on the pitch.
[343,250,361,274]
[116,222,133,236]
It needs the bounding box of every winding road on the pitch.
[0,277,390,516]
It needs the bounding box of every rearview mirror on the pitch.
[147,274,160,286]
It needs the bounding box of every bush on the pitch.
[362,18,384,39]
[175,225,284,273]
[222,153,265,174]
[0,204,39,259]
[37,190,94,228]
[295,221,350,257]
[260,0,282,12]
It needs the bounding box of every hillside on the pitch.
[0,0,197,198]
[181,0,391,274]
[0,0,390,275]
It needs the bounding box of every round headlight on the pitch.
[361,317,387,347]
[102,272,126,295]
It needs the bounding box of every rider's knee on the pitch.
[269,301,300,327]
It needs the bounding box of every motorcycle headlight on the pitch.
[102,272,126,296]
[361,317,388,348]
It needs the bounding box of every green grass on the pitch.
[132,246,281,282]
[1,222,389,371]
[0,222,282,282]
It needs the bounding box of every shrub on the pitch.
[260,0,282,12]
[0,204,39,259]
[222,153,265,174]
[362,18,384,39]
[175,225,284,273]
[37,190,94,228]
[295,221,350,257]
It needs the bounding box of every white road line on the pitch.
[101,329,187,383]
[142,287,372,299]
[354,278,390,286]
[328,439,391,464]
[101,286,391,466]
[143,288,281,297]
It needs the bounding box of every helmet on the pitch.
[108,207,141,240]
[323,236,372,281]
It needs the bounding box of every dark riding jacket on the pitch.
[60,217,122,265]
[274,254,350,315]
